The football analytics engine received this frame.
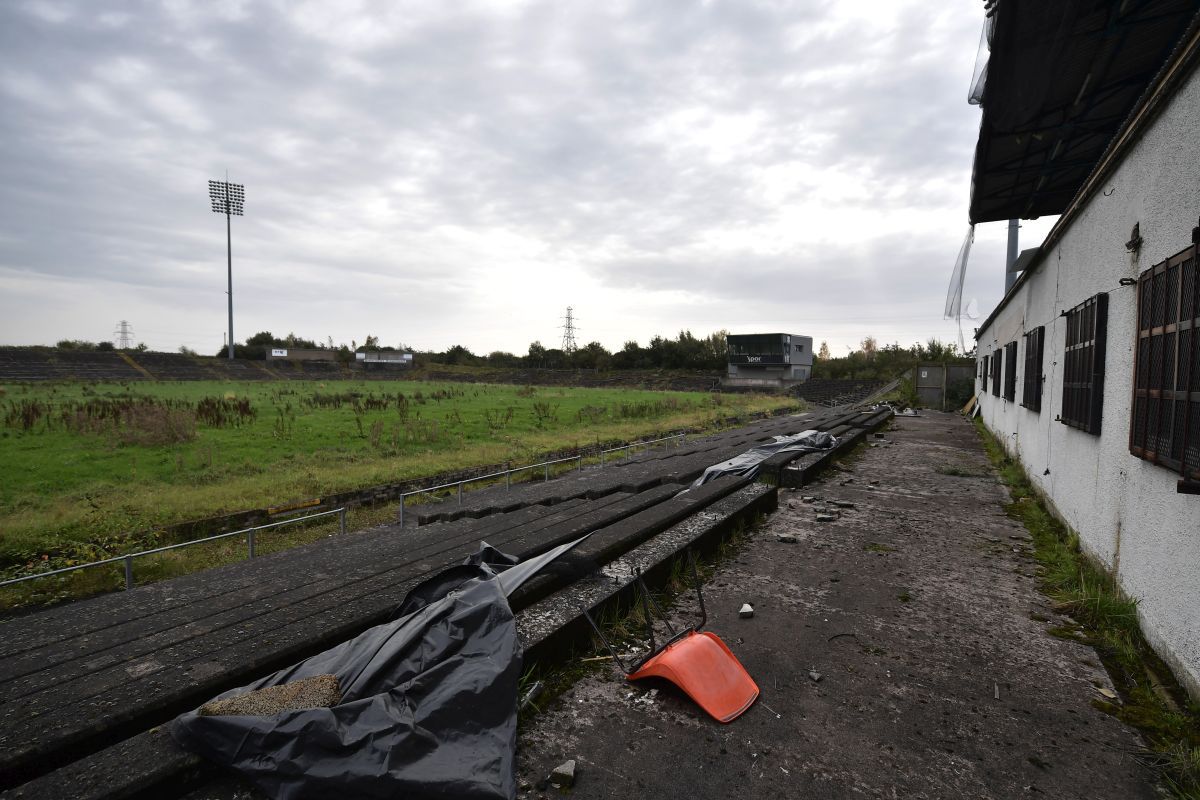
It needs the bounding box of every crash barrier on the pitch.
[0,506,348,592]
[396,433,686,526]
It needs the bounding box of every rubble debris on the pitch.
[802,496,816,503]
[816,513,839,522]
[808,670,823,683]
[777,534,799,544]
[831,500,856,509]
[549,759,577,789]
[739,603,755,619]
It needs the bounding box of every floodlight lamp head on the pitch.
[207,180,245,215]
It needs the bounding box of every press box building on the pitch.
[969,2,1200,698]
[725,333,813,384]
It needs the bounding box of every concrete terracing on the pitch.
[0,407,890,799]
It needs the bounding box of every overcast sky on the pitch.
[0,0,1055,356]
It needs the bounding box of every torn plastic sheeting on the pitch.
[689,429,835,489]
[170,535,590,800]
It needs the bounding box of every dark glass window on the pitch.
[991,348,1002,397]
[1060,293,1108,434]
[1021,327,1045,412]
[1130,242,1200,479]
[1004,341,1018,401]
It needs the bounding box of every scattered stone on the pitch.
[832,500,856,509]
[869,480,880,486]
[777,534,799,544]
[808,670,823,683]
[739,603,755,619]
[873,432,885,439]
[840,478,855,485]
[549,759,577,789]
[802,496,816,503]
[816,513,838,523]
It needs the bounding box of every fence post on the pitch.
[340,507,347,535]
[600,450,605,467]
[578,455,583,472]
[506,468,511,492]
[399,495,405,527]
[544,463,549,482]
[248,528,256,559]
[458,482,463,505]
[124,556,134,590]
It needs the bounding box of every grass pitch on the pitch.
[0,379,794,584]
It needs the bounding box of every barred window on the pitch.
[981,354,989,386]
[1021,327,1045,412]
[1060,293,1108,434]
[1004,341,1018,401]
[1130,242,1200,480]
[991,348,1002,397]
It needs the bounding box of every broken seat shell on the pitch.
[627,630,759,723]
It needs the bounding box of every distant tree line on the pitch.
[41,331,968,381]
[423,330,730,372]
[811,337,970,382]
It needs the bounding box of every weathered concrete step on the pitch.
[0,485,687,788]
[409,413,817,525]
[0,484,773,800]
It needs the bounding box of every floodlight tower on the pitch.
[208,178,244,359]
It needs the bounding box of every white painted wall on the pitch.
[975,65,1200,699]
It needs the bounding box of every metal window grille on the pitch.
[1004,341,1018,401]
[1021,326,1045,412]
[1060,293,1108,434]
[1130,241,1200,480]
[991,348,1002,397]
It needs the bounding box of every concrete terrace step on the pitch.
[0,408,882,797]
[409,410,835,525]
[4,482,778,800]
[0,480,726,791]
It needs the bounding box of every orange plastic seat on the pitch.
[627,631,759,723]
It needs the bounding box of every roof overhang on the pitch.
[969,0,1200,225]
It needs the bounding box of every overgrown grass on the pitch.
[973,417,1200,798]
[0,380,796,579]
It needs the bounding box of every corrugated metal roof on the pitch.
[968,0,1200,224]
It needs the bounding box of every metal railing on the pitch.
[0,507,347,592]
[397,433,686,526]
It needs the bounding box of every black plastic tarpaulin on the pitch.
[689,429,835,489]
[171,535,589,800]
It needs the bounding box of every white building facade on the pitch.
[975,62,1200,699]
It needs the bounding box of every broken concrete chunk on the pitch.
[801,496,816,503]
[815,513,838,523]
[549,759,577,789]
[199,674,341,716]
[777,534,799,544]
[808,670,823,683]
[739,603,755,619]
[831,500,856,509]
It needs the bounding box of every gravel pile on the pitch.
[199,674,341,716]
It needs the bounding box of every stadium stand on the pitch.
[793,378,882,407]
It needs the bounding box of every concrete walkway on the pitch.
[517,412,1157,799]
